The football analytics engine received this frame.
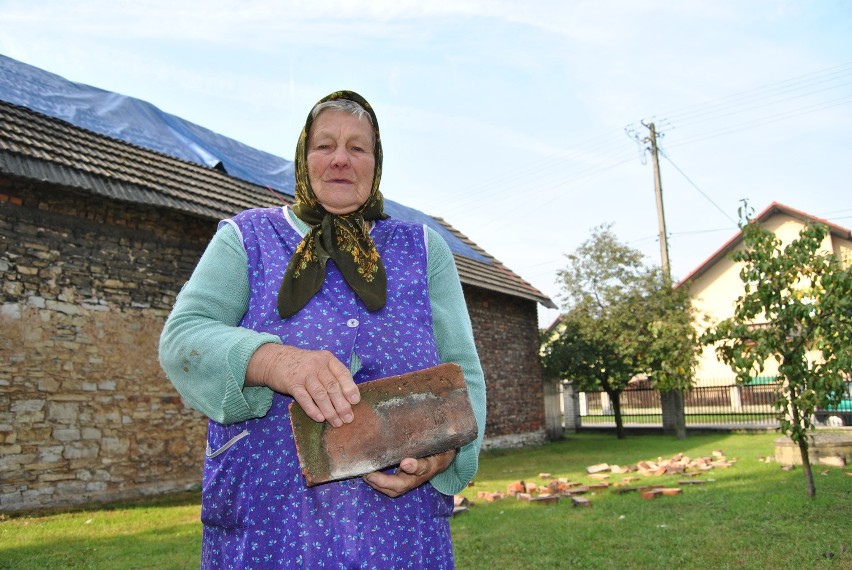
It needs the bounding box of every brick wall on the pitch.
[0,177,546,512]
[463,287,546,449]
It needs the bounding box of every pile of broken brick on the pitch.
[452,450,734,515]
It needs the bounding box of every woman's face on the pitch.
[306,110,376,215]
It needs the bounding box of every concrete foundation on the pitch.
[774,432,852,466]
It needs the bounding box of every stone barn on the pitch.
[0,57,555,513]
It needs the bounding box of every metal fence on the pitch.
[578,382,779,428]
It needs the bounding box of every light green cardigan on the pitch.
[159,208,486,495]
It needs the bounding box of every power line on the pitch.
[665,94,852,149]
[441,147,639,221]
[820,208,852,216]
[668,80,852,130]
[440,60,852,227]
[660,61,852,123]
[440,130,635,212]
[658,150,737,225]
[670,226,738,237]
[626,61,852,149]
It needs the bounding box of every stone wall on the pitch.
[0,176,547,512]
[0,178,213,512]
[464,287,546,448]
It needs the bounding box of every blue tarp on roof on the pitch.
[0,54,295,194]
[0,54,488,263]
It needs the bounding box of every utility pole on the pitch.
[642,120,685,439]
[642,121,671,283]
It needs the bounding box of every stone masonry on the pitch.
[0,178,213,512]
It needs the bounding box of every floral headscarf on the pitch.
[277,90,388,318]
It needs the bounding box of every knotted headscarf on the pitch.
[277,90,388,319]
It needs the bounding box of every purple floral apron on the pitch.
[200,208,454,569]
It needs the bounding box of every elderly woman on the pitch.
[159,90,486,569]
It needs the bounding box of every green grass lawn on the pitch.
[2,432,850,569]
[0,491,202,570]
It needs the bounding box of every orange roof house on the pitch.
[677,202,852,385]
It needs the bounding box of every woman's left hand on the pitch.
[363,449,457,498]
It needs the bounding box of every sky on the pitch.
[1,0,850,326]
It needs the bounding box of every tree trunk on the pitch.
[611,390,625,439]
[797,436,816,498]
[789,401,816,497]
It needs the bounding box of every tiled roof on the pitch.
[431,216,557,308]
[0,98,282,219]
[0,99,555,308]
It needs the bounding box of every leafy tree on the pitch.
[701,203,852,497]
[542,224,698,439]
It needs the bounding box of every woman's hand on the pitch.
[245,343,360,427]
[363,449,457,498]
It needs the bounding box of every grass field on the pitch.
[453,432,851,569]
[2,432,850,569]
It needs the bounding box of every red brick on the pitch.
[290,363,478,486]
[476,491,505,502]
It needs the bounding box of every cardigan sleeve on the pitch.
[158,223,280,424]
[424,227,487,496]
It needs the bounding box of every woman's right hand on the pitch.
[245,344,360,427]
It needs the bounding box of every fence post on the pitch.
[562,381,581,432]
[601,392,612,415]
[730,385,743,412]
[543,380,564,440]
[661,390,687,439]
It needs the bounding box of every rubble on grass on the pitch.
[457,450,733,509]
